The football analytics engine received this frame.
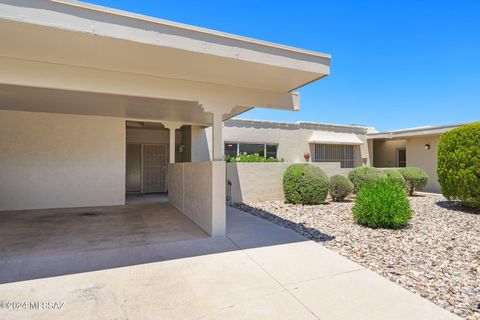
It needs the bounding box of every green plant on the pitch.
[384,169,406,187]
[329,175,354,201]
[353,179,413,229]
[398,167,428,196]
[283,164,329,205]
[437,122,480,207]
[348,165,386,193]
[225,152,282,163]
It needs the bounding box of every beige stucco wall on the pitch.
[406,135,441,193]
[190,125,211,162]
[227,162,352,204]
[0,110,125,211]
[372,139,407,167]
[222,122,370,166]
[168,161,226,236]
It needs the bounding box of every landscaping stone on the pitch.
[235,193,480,320]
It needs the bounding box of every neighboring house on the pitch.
[223,118,372,168]
[368,123,464,193]
[0,0,331,236]
[222,118,373,204]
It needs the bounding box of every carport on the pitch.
[0,1,330,239]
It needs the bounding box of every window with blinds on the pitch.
[313,144,355,168]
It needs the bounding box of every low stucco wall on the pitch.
[168,161,226,236]
[227,162,351,204]
[0,110,125,211]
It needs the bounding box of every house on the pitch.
[223,118,372,167]
[222,118,373,203]
[368,123,464,193]
[0,0,331,236]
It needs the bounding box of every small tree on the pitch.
[398,167,428,196]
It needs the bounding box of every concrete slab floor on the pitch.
[0,207,459,319]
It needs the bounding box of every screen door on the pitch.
[142,144,167,193]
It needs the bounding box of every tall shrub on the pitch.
[348,166,386,193]
[399,167,428,196]
[283,164,329,205]
[438,122,480,207]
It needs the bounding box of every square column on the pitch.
[212,112,224,161]
[161,121,183,164]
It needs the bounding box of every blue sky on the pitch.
[86,0,479,131]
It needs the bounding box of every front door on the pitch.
[398,149,406,167]
[142,144,167,193]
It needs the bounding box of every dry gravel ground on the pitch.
[235,193,480,320]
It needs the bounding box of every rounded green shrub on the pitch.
[398,167,428,196]
[384,169,406,187]
[438,122,480,207]
[329,175,354,202]
[348,165,386,193]
[353,179,413,229]
[283,164,329,205]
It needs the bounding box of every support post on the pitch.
[161,121,183,164]
[212,112,223,161]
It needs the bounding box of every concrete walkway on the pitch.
[0,207,458,319]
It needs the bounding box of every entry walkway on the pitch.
[0,207,458,319]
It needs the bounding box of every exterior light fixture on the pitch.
[424,144,431,150]
[179,144,185,153]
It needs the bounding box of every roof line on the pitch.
[368,123,468,137]
[50,0,331,59]
[227,118,370,131]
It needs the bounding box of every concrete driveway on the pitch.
[0,206,458,319]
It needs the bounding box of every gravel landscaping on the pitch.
[235,193,480,319]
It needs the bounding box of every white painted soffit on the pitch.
[0,0,330,93]
[309,132,364,145]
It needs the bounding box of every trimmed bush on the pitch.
[225,152,282,162]
[384,169,406,187]
[283,164,329,205]
[329,175,354,201]
[353,179,413,229]
[438,122,480,207]
[348,165,386,193]
[399,167,428,196]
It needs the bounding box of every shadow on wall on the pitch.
[234,203,335,243]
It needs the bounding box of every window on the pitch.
[397,149,406,167]
[266,144,277,159]
[224,142,278,159]
[224,143,238,157]
[313,144,355,168]
[239,143,264,157]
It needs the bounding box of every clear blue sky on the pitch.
[87,0,479,131]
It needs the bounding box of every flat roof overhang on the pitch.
[0,1,330,110]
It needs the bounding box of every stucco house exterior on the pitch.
[368,123,464,193]
[222,118,373,203]
[223,118,372,167]
[0,0,331,236]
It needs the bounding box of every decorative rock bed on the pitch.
[235,193,480,319]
